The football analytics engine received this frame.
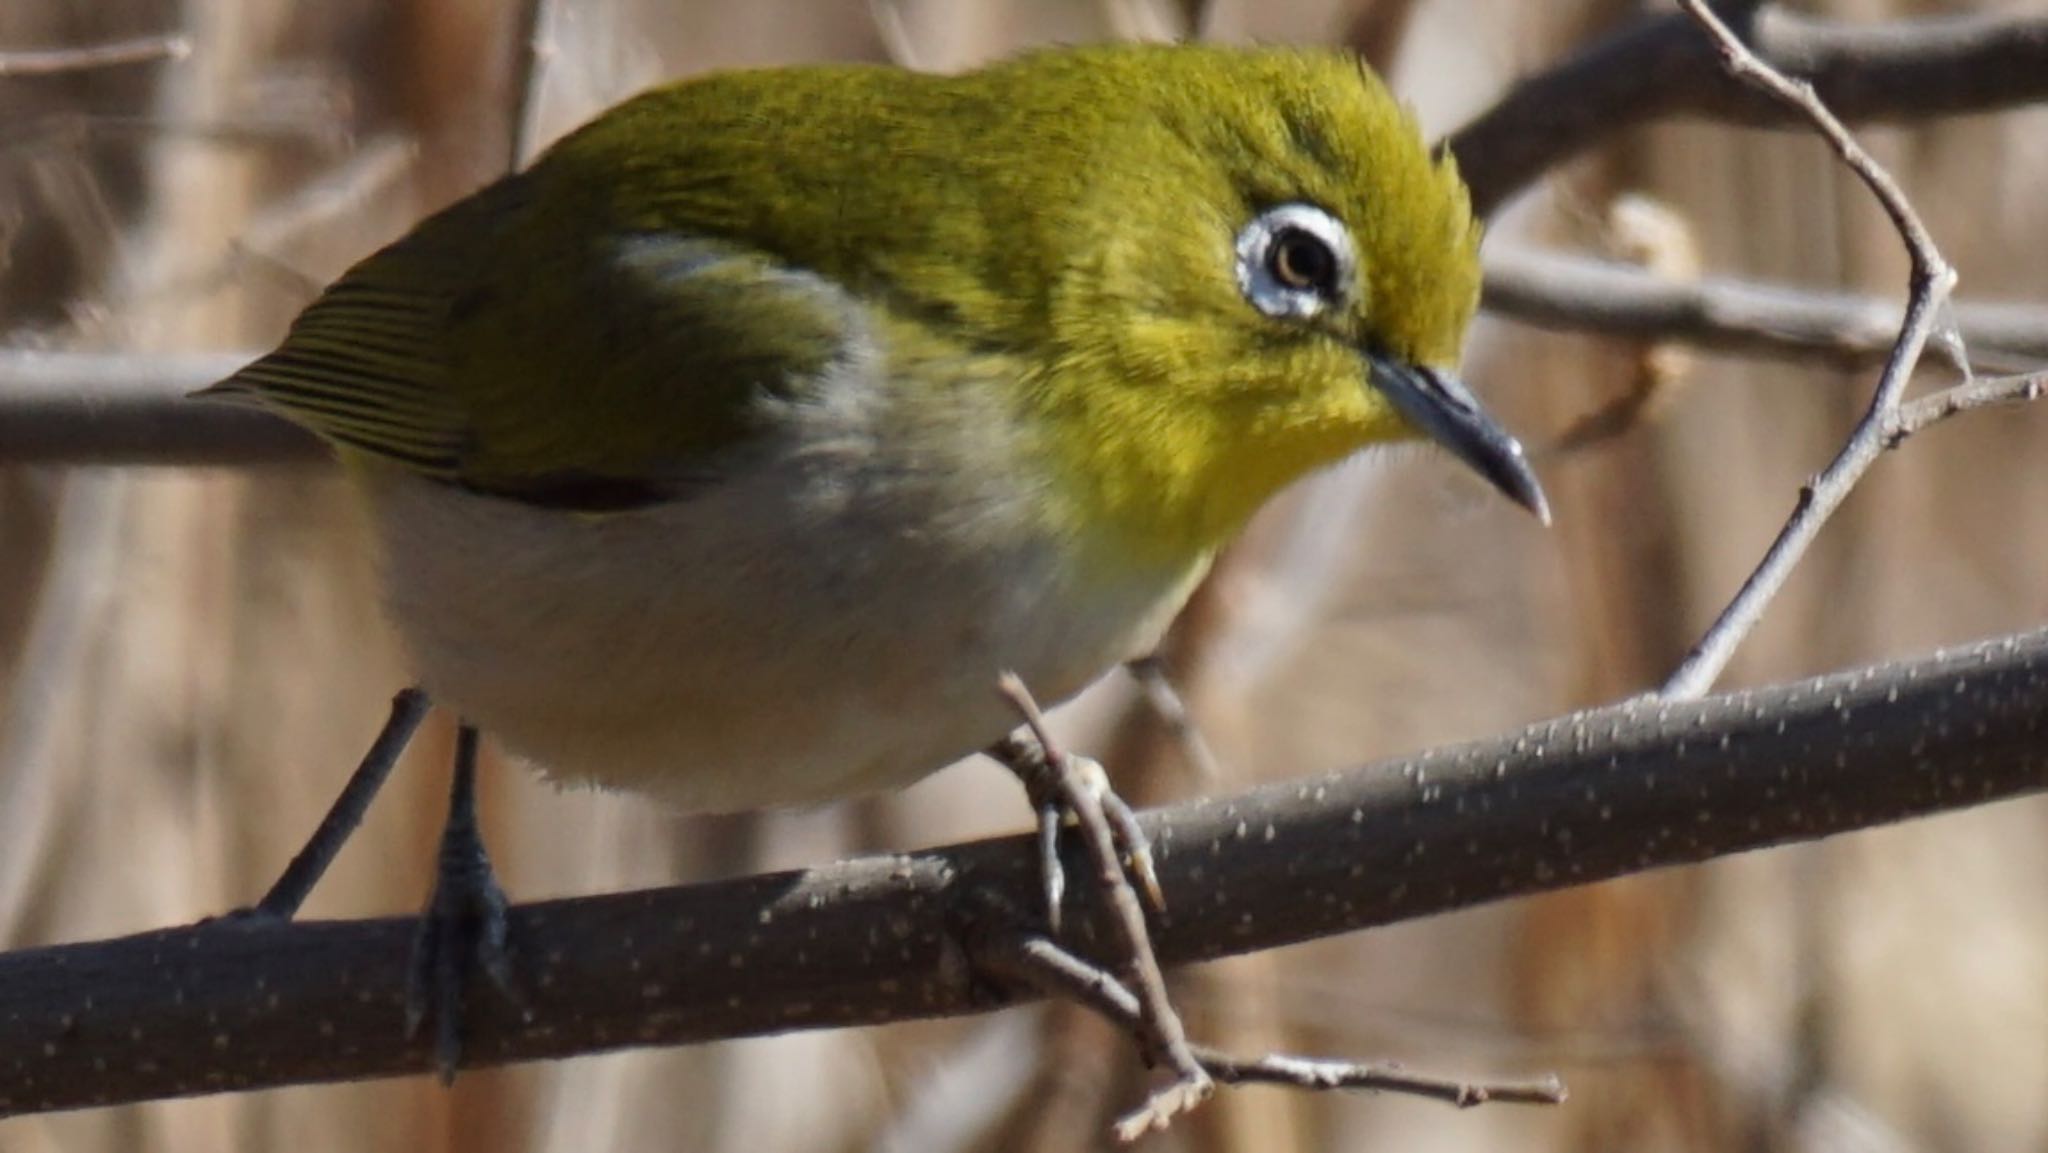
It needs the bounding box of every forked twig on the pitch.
[1884,370,2047,448]
[1658,0,1984,700]
[971,929,1567,1134]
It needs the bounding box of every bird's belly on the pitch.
[359,467,1205,813]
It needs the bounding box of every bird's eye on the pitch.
[1269,228,1337,294]
[1234,203,1354,321]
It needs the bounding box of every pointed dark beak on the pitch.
[1366,352,1550,525]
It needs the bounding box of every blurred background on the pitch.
[3,0,2047,1150]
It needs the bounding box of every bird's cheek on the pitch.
[1346,376,1410,442]
[1295,347,1395,442]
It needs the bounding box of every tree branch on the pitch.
[1886,369,2048,447]
[1446,4,2048,218]
[1,626,2043,1118]
[1655,0,1960,700]
[0,350,319,464]
[1483,249,2048,374]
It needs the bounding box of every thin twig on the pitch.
[995,674,1212,1141]
[1199,1050,1566,1108]
[1657,0,1964,701]
[0,349,315,464]
[1884,370,2048,448]
[1483,249,2048,375]
[973,930,1566,1122]
[0,34,190,78]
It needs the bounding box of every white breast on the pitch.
[356,391,1207,813]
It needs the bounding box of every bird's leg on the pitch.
[988,673,1213,1127]
[405,721,522,1083]
[990,731,1163,933]
[243,687,433,920]
[990,675,1162,931]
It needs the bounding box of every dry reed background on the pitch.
[3,0,2047,1150]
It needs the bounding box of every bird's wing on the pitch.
[203,176,868,510]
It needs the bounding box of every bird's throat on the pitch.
[1033,385,1365,573]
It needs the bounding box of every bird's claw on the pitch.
[1035,799,1066,933]
[1023,751,1166,931]
[404,817,522,1083]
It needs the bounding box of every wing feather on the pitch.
[204,173,867,508]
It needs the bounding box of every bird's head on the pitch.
[1001,44,1548,559]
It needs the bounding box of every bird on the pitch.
[202,40,1547,1076]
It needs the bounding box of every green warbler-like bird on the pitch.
[206,42,1546,1068]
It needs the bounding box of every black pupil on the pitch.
[1271,229,1335,293]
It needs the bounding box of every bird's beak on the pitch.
[1366,352,1550,525]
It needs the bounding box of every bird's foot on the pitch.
[405,809,522,1083]
[404,722,524,1083]
[988,673,1165,932]
[987,673,1213,1137]
[1009,749,1163,933]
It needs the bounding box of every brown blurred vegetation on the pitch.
[3,0,2047,1150]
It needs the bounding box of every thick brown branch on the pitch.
[1447,5,2048,218]
[1,627,2043,1117]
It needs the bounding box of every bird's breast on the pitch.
[354,412,1207,813]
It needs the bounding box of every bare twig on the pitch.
[0,350,316,464]
[1199,1049,1566,1108]
[1,627,2043,1116]
[1483,249,2048,376]
[994,675,1211,1140]
[0,34,190,78]
[1446,4,2048,217]
[1885,370,2048,449]
[1657,0,1964,701]
[970,930,1565,1132]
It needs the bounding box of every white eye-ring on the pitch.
[1234,202,1355,320]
